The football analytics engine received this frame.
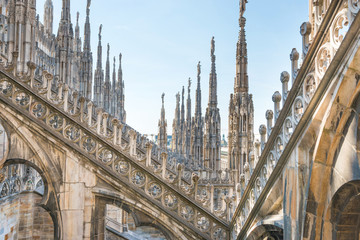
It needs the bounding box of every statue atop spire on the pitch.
[161,93,165,105]
[211,36,215,60]
[99,24,102,41]
[197,61,201,77]
[188,78,192,93]
[87,0,91,11]
[240,0,248,18]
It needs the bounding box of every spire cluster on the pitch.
[6,0,127,123]
[162,37,221,171]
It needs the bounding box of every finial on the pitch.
[290,48,299,61]
[98,24,102,40]
[280,71,290,83]
[119,53,122,64]
[176,92,180,102]
[76,12,79,25]
[107,44,110,56]
[197,61,201,77]
[113,56,116,66]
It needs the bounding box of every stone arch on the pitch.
[246,224,284,240]
[0,160,57,239]
[302,67,360,238]
[322,180,360,239]
[1,159,62,239]
[92,193,184,240]
[0,116,10,167]
[3,159,50,200]
[105,203,170,240]
[0,108,65,238]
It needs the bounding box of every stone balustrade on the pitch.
[0,62,229,239]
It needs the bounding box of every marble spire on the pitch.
[158,93,168,149]
[191,62,204,169]
[93,25,104,107]
[204,37,221,171]
[103,44,111,112]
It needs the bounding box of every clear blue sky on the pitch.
[37,0,309,139]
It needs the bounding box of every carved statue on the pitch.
[240,0,248,18]
[161,93,165,104]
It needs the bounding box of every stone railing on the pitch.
[231,0,358,238]
[0,65,229,239]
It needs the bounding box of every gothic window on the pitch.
[243,114,247,132]
[239,115,242,131]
